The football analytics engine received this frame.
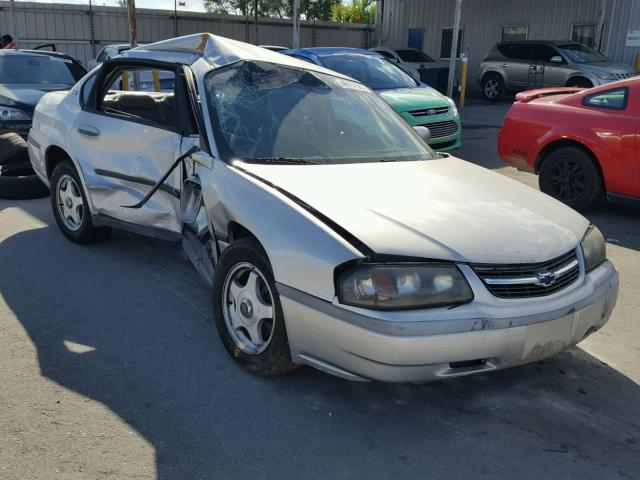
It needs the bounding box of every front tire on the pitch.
[482,73,504,102]
[539,147,603,211]
[212,237,296,376]
[50,160,111,243]
[566,77,593,88]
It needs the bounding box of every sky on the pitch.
[16,0,208,12]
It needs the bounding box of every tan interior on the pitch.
[102,91,175,127]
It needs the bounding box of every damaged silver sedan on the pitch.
[28,34,619,382]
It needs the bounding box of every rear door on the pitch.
[71,59,195,237]
[499,43,532,89]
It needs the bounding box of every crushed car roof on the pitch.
[123,33,352,80]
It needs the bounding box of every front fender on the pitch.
[199,160,364,302]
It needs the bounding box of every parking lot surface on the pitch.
[1,102,639,480]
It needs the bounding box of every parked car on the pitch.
[88,43,139,69]
[259,45,288,52]
[370,47,450,83]
[283,47,461,151]
[478,40,638,101]
[499,79,640,211]
[0,48,86,199]
[29,33,618,383]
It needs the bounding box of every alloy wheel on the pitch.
[548,158,587,204]
[56,174,84,231]
[222,262,276,355]
[484,79,499,99]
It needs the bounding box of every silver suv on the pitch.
[477,40,638,101]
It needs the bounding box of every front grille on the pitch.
[408,106,449,117]
[471,250,580,299]
[418,120,459,139]
[613,73,637,80]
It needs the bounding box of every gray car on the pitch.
[477,40,638,101]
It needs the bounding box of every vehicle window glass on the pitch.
[501,25,528,42]
[320,54,416,89]
[290,54,316,64]
[80,72,97,106]
[396,49,435,63]
[204,61,435,164]
[440,28,463,58]
[376,50,396,61]
[531,44,559,62]
[0,55,79,85]
[583,87,627,110]
[96,48,108,63]
[498,43,531,60]
[101,68,177,128]
[557,43,609,63]
[572,25,596,47]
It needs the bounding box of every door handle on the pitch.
[78,124,100,138]
[502,63,509,67]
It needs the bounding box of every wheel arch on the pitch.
[535,138,603,181]
[480,70,505,85]
[227,221,268,256]
[565,76,593,88]
[45,145,72,179]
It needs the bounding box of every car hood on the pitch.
[577,62,638,75]
[239,157,588,264]
[0,84,71,109]
[377,87,449,112]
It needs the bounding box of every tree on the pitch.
[331,0,376,24]
[203,0,339,20]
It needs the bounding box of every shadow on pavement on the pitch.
[1,200,639,479]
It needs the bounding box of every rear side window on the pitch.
[583,87,628,110]
[100,67,177,128]
[498,43,531,60]
[376,50,396,61]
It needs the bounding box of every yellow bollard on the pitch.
[636,53,640,72]
[459,54,468,108]
[152,70,161,92]
[122,70,129,91]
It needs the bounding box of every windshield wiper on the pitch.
[249,157,317,165]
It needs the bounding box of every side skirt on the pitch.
[607,192,640,209]
[92,214,182,242]
[182,228,215,288]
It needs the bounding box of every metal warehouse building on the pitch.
[377,0,640,86]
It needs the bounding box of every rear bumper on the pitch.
[279,261,618,382]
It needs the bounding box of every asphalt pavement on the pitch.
[0,102,638,479]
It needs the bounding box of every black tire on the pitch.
[566,77,593,88]
[50,160,111,243]
[0,160,34,177]
[212,237,296,376]
[482,73,504,102]
[0,132,29,166]
[539,147,603,211]
[0,174,49,200]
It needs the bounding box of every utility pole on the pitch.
[9,0,17,45]
[174,0,178,37]
[127,0,138,49]
[89,0,96,57]
[292,0,300,49]
[253,0,258,44]
[446,0,462,99]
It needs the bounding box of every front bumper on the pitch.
[279,260,618,382]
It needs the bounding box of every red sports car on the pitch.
[498,78,639,210]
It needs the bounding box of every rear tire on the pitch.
[566,77,593,88]
[212,237,296,376]
[539,147,603,211]
[482,73,504,102]
[50,160,111,243]
[0,132,28,166]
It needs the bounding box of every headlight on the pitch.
[0,106,30,122]
[447,97,459,117]
[337,263,473,310]
[594,71,615,80]
[581,225,606,272]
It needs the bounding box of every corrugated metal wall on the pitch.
[379,0,640,83]
[0,1,371,66]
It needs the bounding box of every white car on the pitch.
[370,47,450,83]
[28,33,619,382]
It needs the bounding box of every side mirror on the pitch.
[550,55,563,64]
[181,174,202,225]
[413,125,431,143]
